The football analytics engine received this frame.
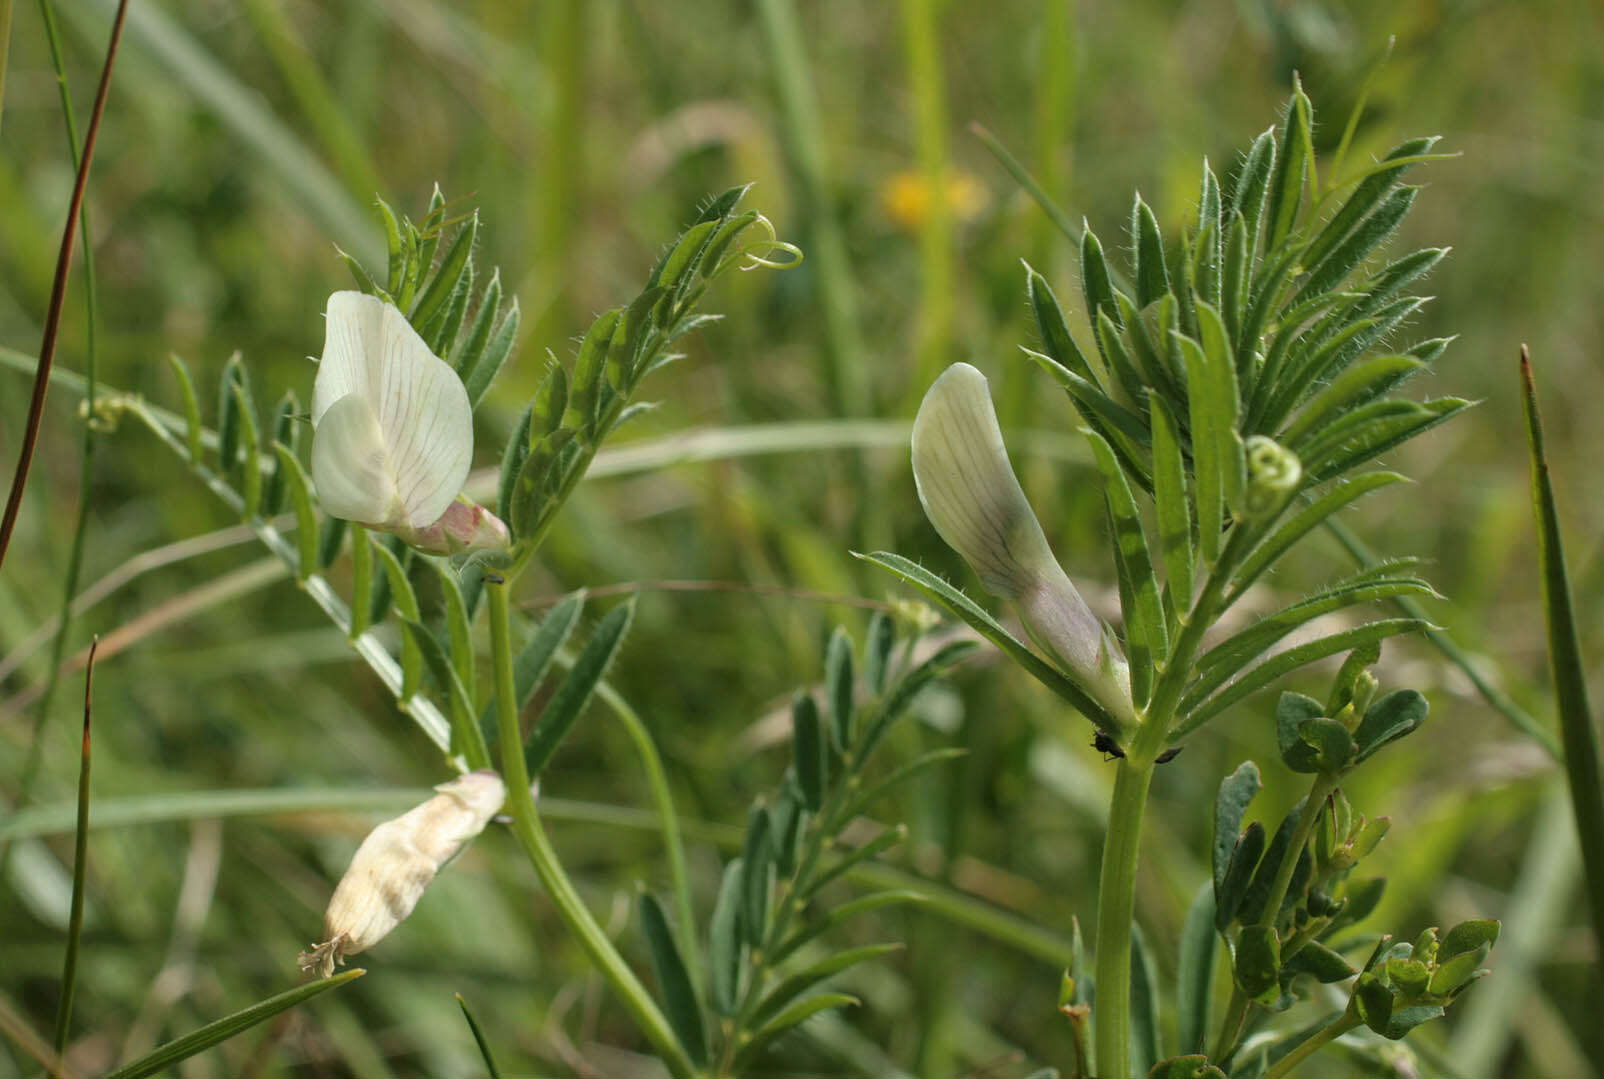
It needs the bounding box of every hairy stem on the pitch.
[1092,755,1155,1079]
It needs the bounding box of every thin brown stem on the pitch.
[0,0,129,569]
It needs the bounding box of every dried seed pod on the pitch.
[297,770,505,977]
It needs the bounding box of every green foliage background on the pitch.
[1,1,1599,1075]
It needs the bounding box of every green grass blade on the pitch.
[454,994,503,1079]
[105,970,364,1078]
[1521,349,1604,962]
[51,640,96,1055]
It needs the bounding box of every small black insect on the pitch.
[1092,731,1125,761]
[1091,732,1183,765]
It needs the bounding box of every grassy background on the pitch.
[2,1,1602,1075]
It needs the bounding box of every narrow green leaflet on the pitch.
[105,971,364,1078]
[1263,81,1312,252]
[1216,821,1266,931]
[793,693,826,810]
[1132,195,1170,307]
[741,806,774,949]
[1227,473,1409,606]
[480,591,584,734]
[1190,577,1436,702]
[770,891,927,965]
[409,212,478,330]
[1304,398,1471,486]
[166,353,204,463]
[1213,762,1262,902]
[1173,618,1428,741]
[1175,323,1236,564]
[1084,428,1167,700]
[271,443,318,580]
[640,892,708,1067]
[709,858,746,1015]
[746,944,902,1031]
[856,639,978,761]
[855,551,1124,737]
[840,747,967,821]
[1303,137,1440,270]
[1148,392,1194,610]
[1175,882,1218,1055]
[524,598,635,777]
[1294,187,1419,307]
[1280,355,1425,449]
[731,993,859,1070]
[1230,126,1277,256]
[1027,264,1102,388]
[826,626,855,752]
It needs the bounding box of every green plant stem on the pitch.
[1209,987,1251,1064]
[22,0,104,807]
[1256,774,1334,934]
[1092,755,1154,1079]
[1260,1007,1361,1079]
[1093,528,1252,1078]
[1205,773,1334,1064]
[488,581,696,1079]
[593,677,702,996]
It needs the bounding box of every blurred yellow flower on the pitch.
[880,169,989,232]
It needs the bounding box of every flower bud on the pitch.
[311,291,497,554]
[395,496,511,555]
[911,363,1133,723]
[297,770,505,977]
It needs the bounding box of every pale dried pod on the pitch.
[297,770,506,977]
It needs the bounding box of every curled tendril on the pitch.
[704,212,805,278]
[78,394,126,433]
[1239,434,1302,520]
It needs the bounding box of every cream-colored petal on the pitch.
[311,291,386,423]
[310,392,401,525]
[311,291,474,529]
[913,363,1132,721]
[912,363,1064,599]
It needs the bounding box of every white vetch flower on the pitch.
[310,291,506,554]
[297,770,506,978]
[911,362,1134,724]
